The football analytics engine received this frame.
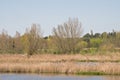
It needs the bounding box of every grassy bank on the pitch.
[0,53,120,75]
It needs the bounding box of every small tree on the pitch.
[0,29,11,53]
[13,31,23,53]
[22,24,42,57]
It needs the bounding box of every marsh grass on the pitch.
[0,53,120,75]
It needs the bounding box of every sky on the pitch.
[0,0,120,36]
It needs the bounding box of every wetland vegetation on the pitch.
[0,18,120,75]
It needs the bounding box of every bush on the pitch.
[90,38,103,48]
[81,48,98,54]
[99,43,114,52]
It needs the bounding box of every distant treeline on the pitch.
[0,18,120,56]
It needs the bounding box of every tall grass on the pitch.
[0,53,120,62]
[0,62,120,75]
[0,54,120,75]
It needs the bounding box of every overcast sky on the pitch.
[0,0,120,36]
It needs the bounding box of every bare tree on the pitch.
[23,24,42,57]
[53,18,82,53]
[0,29,11,53]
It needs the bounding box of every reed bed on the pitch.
[0,54,120,75]
[0,53,120,62]
[0,62,120,75]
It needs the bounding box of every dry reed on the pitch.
[0,54,120,75]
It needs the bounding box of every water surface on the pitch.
[0,74,120,80]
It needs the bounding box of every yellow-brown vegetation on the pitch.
[0,53,120,75]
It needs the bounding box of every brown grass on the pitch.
[0,53,120,75]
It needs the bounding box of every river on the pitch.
[0,74,120,80]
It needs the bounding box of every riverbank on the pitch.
[0,53,120,75]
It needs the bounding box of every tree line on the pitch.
[0,18,120,56]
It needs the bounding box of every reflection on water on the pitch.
[0,74,120,80]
